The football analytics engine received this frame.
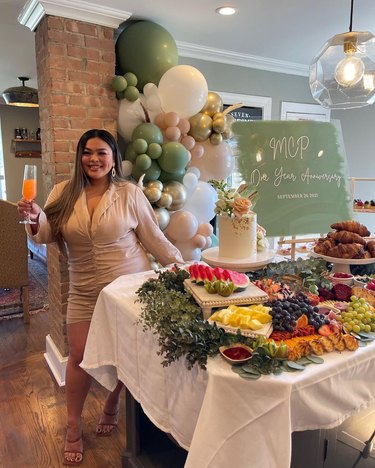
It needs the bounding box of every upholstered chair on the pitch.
[0,199,30,323]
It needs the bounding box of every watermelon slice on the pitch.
[225,270,250,292]
[213,267,225,281]
[188,264,198,282]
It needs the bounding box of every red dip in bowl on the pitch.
[222,346,252,360]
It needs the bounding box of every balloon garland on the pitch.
[114,20,243,261]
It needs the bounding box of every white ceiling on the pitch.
[1,0,375,100]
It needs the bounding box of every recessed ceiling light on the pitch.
[216,6,238,16]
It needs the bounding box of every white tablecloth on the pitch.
[81,271,375,468]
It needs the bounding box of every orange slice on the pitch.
[296,314,308,328]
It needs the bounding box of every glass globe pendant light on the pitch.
[309,0,375,109]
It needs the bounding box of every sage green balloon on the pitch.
[116,21,178,90]
[132,123,163,145]
[159,169,185,184]
[158,142,189,174]
[143,160,161,182]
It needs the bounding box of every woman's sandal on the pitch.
[95,410,119,437]
[63,435,83,466]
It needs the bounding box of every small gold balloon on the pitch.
[212,116,227,133]
[144,187,162,204]
[201,92,223,117]
[147,180,164,191]
[210,132,223,145]
[163,181,187,211]
[156,192,173,209]
[188,113,212,142]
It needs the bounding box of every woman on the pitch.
[18,129,184,466]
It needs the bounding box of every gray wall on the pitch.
[180,57,375,233]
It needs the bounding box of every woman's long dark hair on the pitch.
[44,129,126,250]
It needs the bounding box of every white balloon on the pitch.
[187,166,201,179]
[122,160,133,177]
[183,181,218,224]
[143,83,158,97]
[183,172,198,192]
[145,93,162,113]
[166,210,199,241]
[118,94,160,142]
[158,65,208,119]
[174,241,202,262]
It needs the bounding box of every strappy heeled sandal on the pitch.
[95,410,119,437]
[63,435,83,466]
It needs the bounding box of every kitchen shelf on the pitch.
[12,139,41,158]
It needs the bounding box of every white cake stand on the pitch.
[309,251,375,274]
[201,247,275,272]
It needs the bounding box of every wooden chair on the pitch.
[0,199,30,323]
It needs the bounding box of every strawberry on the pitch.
[318,324,332,336]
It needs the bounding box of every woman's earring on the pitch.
[112,166,116,177]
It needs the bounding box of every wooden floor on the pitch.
[0,310,125,468]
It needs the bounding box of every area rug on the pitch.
[0,257,48,319]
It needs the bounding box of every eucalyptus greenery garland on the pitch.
[136,267,243,369]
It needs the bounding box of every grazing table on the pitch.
[80,270,375,468]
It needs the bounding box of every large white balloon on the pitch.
[158,65,208,119]
[118,94,159,142]
[166,210,199,241]
[183,181,217,224]
[190,139,234,182]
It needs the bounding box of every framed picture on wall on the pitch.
[217,91,272,121]
[280,101,331,121]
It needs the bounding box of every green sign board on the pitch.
[232,120,352,237]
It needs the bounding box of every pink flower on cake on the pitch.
[233,197,253,219]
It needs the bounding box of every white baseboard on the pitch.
[44,334,68,387]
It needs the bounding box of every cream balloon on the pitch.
[162,181,187,211]
[197,222,213,237]
[121,160,133,176]
[154,207,170,231]
[166,210,199,242]
[183,181,217,223]
[158,65,208,119]
[192,234,206,249]
[190,139,234,182]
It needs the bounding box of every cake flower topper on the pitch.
[209,180,259,219]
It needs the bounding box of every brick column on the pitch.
[34,15,118,361]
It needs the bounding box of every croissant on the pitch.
[327,230,366,245]
[330,220,370,237]
[326,243,365,259]
[366,240,375,257]
[314,238,336,255]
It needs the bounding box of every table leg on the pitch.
[122,388,187,468]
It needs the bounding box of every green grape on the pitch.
[350,295,358,302]
[345,323,353,332]
[364,325,371,332]
[359,298,366,304]
[132,138,148,154]
[371,324,375,331]
[352,325,361,333]
[357,307,365,314]
[353,303,360,310]
[360,323,365,331]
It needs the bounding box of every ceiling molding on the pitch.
[177,41,309,77]
[18,0,132,31]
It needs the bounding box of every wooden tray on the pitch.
[184,279,269,320]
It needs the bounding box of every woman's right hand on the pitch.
[17,198,41,223]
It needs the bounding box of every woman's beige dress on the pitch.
[29,180,183,323]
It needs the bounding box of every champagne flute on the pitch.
[20,164,37,224]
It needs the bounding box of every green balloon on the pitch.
[132,123,163,145]
[124,85,139,102]
[124,72,138,87]
[159,169,185,183]
[112,75,127,92]
[144,160,161,182]
[136,153,152,171]
[116,21,178,90]
[158,142,189,174]
[148,142,162,159]
[132,138,148,154]
[125,145,138,163]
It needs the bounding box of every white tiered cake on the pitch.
[218,213,257,259]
